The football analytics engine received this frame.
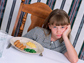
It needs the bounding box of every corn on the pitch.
[26,42,36,48]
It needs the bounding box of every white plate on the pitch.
[10,37,44,54]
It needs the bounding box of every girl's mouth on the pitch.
[57,35,61,36]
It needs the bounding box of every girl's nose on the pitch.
[57,28,61,34]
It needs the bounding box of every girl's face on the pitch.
[49,24,67,39]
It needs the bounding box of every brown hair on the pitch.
[43,9,70,42]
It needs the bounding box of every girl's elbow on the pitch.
[71,58,78,63]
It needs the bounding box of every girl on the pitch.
[23,9,78,63]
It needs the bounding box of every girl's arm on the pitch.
[63,25,78,63]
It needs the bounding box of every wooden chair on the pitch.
[12,0,52,36]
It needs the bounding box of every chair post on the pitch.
[12,0,25,36]
[18,13,28,36]
[22,0,25,3]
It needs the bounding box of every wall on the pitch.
[0,0,84,60]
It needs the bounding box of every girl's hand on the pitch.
[62,25,71,37]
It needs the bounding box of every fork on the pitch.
[6,43,11,49]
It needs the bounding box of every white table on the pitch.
[0,32,84,63]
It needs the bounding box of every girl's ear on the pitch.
[48,23,51,29]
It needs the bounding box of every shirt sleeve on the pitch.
[60,42,67,54]
[22,27,37,40]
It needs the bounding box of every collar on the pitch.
[43,33,62,47]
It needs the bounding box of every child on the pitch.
[23,9,78,63]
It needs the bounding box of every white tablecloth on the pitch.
[0,32,84,63]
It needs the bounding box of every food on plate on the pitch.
[15,42,20,47]
[20,45,26,50]
[14,40,20,45]
[13,40,37,53]
[26,42,36,48]
[14,40,26,50]
[24,48,36,53]
[17,43,24,49]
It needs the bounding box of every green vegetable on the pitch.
[24,48,36,53]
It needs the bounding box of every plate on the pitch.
[10,37,44,54]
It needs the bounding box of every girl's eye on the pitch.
[53,26,56,28]
[61,27,64,28]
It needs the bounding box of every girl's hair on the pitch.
[43,9,70,43]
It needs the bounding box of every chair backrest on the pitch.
[12,0,52,36]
